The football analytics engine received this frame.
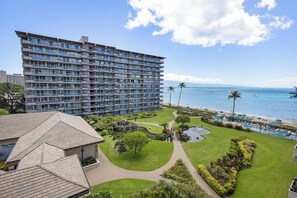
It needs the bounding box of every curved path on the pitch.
[85,111,220,198]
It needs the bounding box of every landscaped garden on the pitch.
[91,179,155,198]
[182,118,297,198]
[99,135,173,171]
[131,108,176,124]
[135,123,163,134]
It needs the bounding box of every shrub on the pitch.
[245,128,252,132]
[100,130,107,136]
[82,156,97,166]
[234,125,243,130]
[83,192,113,198]
[197,137,256,196]
[179,133,190,142]
[214,121,225,127]
[197,164,226,196]
[0,108,9,116]
[226,123,233,128]
[178,124,189,132]
[154,133,167,141]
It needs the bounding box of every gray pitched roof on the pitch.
[18,142,65,170]
[0,155,90,198]
[0,111,56,141]
[4,111,104,163]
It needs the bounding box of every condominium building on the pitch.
[16,31,164,116]
[0,70,24,86]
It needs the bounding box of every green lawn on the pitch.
[182,118,297,198]
[173,116,201,128]
[134,108,176,124]
[91,179,155,198]
[136,123,163,134]
[99,136,173,171]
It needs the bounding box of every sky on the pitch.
[0,0,296,88]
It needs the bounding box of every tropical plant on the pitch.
[0,108,9,116]
[289,86,297,98]
[177,82,186,107]
[124,132,149,155]
[159,122,168,130]
[167,86,175,106]
[228,91,241,115]
[83,192,113,198]
[0,82,25,113]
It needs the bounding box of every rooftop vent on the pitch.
[80,36,89,43]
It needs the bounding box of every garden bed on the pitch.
[197,137,256,197]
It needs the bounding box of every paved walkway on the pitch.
[134,122,163,127]
[85,111,220,198]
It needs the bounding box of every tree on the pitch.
[177,82,186,107]
[0,83,25,113]
[175,115,190,127]
[160,122,169,130]
[289,86,297,98]
[228,91,241,115]
[167,86,175,106]
[124,132,149,155]
[0,108,9,116]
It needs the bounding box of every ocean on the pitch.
[162,87,297,121]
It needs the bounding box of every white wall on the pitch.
[65,144,98,161]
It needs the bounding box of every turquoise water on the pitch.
[183,127,211,142]
[163,87,297,121]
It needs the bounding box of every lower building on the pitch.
[0,111,104,197]
[0,70,24,86]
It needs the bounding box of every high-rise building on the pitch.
[16,31,164,116]
[0,70,24,86]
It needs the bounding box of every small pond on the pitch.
[183,127,211,142]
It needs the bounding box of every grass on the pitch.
[182,118,297,198]
[136,123,164,134]
[99,135,174,171]
[91,179,155,198]
[134,108,176,124]
[173,117,201,128]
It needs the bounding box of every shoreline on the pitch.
[162,102,297,128]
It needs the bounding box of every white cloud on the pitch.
[269,16,293,30]
[256,0,276,10]
[164,73,224,84]
[253,77,297,88]
[125,0,292,47]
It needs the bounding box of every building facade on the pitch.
[16,31,164,116]
[0,70,24,86]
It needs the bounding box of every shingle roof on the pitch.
[0,111,56,141]
[18,142,65,169]
[0,155,90,198]
[4,111,104,163]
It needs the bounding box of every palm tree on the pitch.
[289,86,297,98]
[228,91,241,115]
[177,82,186,107]
[167,86,175,106]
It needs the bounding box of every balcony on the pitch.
[289,178,297,198]
[21,47,31,52]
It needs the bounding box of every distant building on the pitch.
[0,70,24,86]
[16,31,164,116]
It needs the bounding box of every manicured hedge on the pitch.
[197,137,256,196]
[197,164,227,196]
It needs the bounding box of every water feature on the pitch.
[183,127,211,142]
